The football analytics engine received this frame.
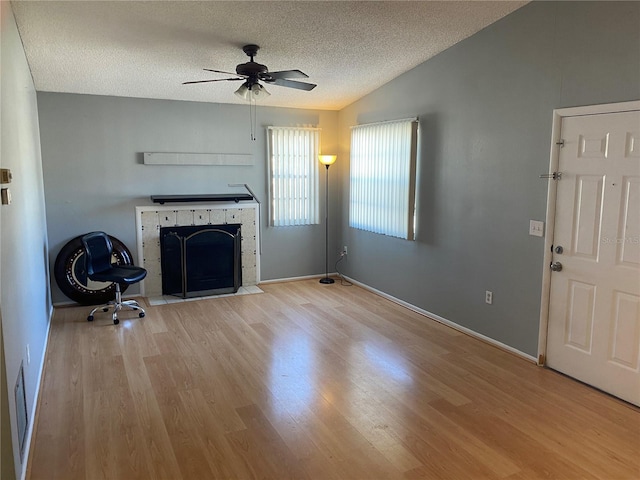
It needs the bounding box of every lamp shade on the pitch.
[251,83,270,99]
[319,154,337,166]
[234,83,249,100]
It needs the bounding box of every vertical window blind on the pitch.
[349,119,418,239]
[268,126,320,226]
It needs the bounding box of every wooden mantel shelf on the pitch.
[150,194,254,205]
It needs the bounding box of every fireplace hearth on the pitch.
[160,224,242,298]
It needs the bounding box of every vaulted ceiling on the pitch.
[11,1,527,110]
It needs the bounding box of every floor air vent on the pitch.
[15,361,28,461]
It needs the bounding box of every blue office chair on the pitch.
[82,231,147,325]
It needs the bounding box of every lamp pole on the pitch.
[319,155,337,284]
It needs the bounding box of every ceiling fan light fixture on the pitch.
[235,82,270,101]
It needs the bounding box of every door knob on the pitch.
[550,261,563,272]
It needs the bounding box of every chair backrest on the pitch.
[82,232,114,276]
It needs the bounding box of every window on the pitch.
[349,119,418,240]
[268,126,320,226]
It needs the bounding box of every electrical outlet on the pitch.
[343,245,348,255]
[485,291,493,305]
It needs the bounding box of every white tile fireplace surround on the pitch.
[135,203,260,298]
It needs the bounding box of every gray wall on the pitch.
[3,1,635,476]
[37,93,339,303]
[1,3,52,478]
[337,1,640,357]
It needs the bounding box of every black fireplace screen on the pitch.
[160,224,242,298]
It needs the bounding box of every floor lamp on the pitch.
[319,154,337,284]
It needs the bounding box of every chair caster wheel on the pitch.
[87,315,94,322]
[139,312,145,318]
[102,308,109,312]
[113,318,119,325]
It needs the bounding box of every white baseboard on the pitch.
[20,304,54,480]
[54,274,535,361]
[259,272,337,284]
[52,293,144,308]
[343,276,537,364]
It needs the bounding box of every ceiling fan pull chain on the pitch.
[250,97,257,141]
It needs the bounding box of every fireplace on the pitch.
[135,203,259,298]
[160,224,242,298]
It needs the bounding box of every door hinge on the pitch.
[539,172,562,180]
[556,139,565,147]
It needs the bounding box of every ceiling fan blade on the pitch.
[203,68,247,77]
[264,69,309,80]
[270,78,317,91]
[182,78,243,85]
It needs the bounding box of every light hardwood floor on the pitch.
[28,279,639,479]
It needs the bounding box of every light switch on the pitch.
[529,220,544,237]
[1,188,11,205]
[0,168,11,184]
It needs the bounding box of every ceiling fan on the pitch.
[183,44,316,100]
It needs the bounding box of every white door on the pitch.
[547,110,640,406]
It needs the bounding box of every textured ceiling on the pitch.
[11,1,527,110]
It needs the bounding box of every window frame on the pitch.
[267,126,321,227]
[349,118,418,240]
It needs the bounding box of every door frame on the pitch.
[537,100,640,366]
